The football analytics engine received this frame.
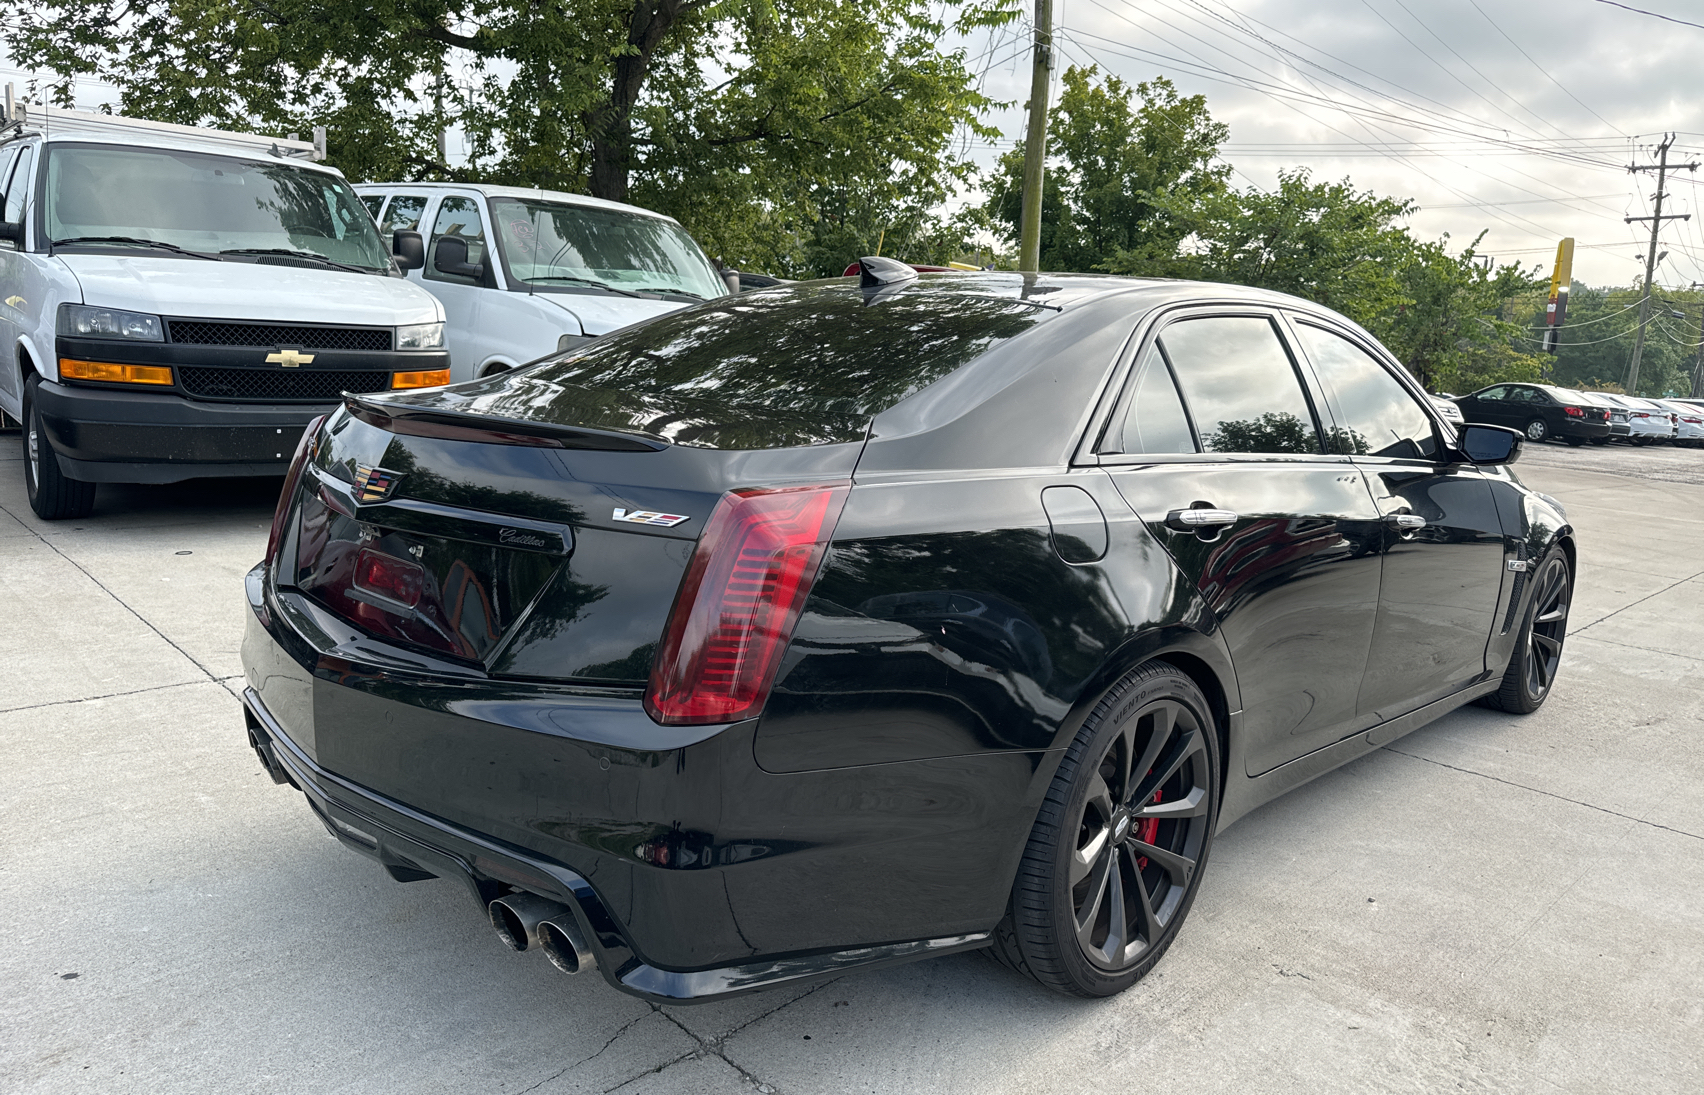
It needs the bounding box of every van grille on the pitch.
[168,320,392,352]
[178,367,392,402]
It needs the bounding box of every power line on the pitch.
[1591,1,1704,33]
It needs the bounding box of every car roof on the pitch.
[352,181,680,224]
[7,115,344,179]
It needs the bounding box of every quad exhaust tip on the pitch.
[487,893,596,975]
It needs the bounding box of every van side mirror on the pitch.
[0,220,21,246]
[1458,423,1522,465]
[392,230,424,271]
[432,236,484,279]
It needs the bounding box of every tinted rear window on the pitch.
[531,281,1050,419]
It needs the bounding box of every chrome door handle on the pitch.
[1165,508,1239,532]
[1384,513,1426,531]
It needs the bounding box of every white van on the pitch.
[0,106,449,519]
[353,182,729,378]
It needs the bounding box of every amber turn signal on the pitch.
[59,358,173,385]
[391,368,451,390]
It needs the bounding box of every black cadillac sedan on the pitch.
[240,263,1574,1003]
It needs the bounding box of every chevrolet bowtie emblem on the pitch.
[266,349,315,367]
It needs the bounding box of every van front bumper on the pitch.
[34,379,330,482]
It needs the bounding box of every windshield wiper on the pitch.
[628,287,709,301]
[524,274,646,298]
[219,248,378,274]
[52,236,221,260]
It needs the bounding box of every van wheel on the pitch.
[22,377,97,520]
[478,362,513,379]
[990,662,1218,997]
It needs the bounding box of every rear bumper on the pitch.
[239,564,1008,1002]
[34,379,327,482]
[1553,417,1611,439]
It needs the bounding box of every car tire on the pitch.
[1479,548,1570,715]
[1565,436,1584,447]
[22,377,97,521]
[1629,436,1645,446]
[1524,418,1549,442]
[1590,437,1608,446]
[990,661,1219,998]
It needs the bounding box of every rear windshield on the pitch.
[528,281,1050,419]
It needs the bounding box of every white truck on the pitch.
[353,182,730,378]
[0,104,450,519]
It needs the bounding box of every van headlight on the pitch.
[58,304,164,341]
[396,322,445,350]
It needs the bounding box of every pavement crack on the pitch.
[1573,632,1704,665]
[600,1050,699,1094]
[652,981,843,1095]
[1571,566,1704,633]
[1382,746,1703,842]
[512,1013,652,1095]
[1,501,224,685]
[0,678,214,715]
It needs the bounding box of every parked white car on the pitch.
[353,183,729,379]
[0,106,449,519]
[1656,399,1704,445]
[1603,394,1675,444]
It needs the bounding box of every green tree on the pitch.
[982,66,1229,272]
[4,1,1018,276]
[1509,282,1700,397]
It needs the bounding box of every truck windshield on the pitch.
[44,144,391,270]
[488,197,726,300]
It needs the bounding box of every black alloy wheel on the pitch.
[22,377,96,521]
[1481,549,1570,714]
[992,662,1218,997]
[1524,417,1549,442]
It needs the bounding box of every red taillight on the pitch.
[353,548,427,608]
[266,415,327,566]
[644,482,850,726]
[1563,406,1582,417]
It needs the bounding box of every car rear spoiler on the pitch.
[344,394,670,452]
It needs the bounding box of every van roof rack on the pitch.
[5,101,320,161]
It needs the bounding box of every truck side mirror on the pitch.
[392,230,425,271]
[432,235,484,280]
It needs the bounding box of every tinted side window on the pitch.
[1297,323,1438,459]
[3,143,34,227]
[382,194,428,236]
[1117,345,1196,453]
[425,195,487,284]
[1160,316,1320,455]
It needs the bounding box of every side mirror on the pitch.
[719,267,741,295]
[1458,423,1522,465]
[432,236,484,279]
[0,220,21,246]
[392,230,425,271]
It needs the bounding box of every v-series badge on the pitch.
[613,508,691,528]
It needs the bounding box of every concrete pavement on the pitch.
[1,431,1700,1094]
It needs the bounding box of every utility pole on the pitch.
[1693,307,1704,398]
[1017,0,1054,273]
[1624,134,1698,394]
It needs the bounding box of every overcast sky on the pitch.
[956,0,1704,288]
[8,0,1704,289]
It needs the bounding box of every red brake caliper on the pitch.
[1135,790,1161,869]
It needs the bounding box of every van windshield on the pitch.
[487,197,726,300]
[45,144,391,270]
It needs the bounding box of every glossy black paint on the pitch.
[1454,383,1611,443]
[240,273,1575,1001]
